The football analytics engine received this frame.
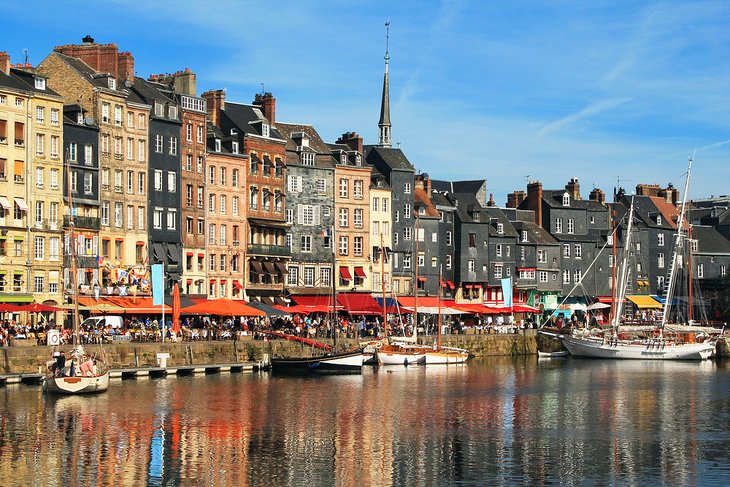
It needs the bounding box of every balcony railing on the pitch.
[64,255,99,268]
[247,244,291,257]
[63,215,101,230]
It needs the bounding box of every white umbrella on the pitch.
[586,302,611,310]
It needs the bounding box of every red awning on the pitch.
[293,295,337,307]
[596,296,613,303]
[396,296,441,308]
[209,279,216,284]
[339,266,352,281]
[180,298,265,317]
[447,280,455,289]
[417,276,427,282]
[465,285,473,289]
[353,267,366,279]
[233,281,243,290]
[474,284,482,289]
[198,253,205,258]
[186,279,193,284]
[336,292,381,315]
[186,252,194,257]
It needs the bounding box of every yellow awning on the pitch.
[627,295,662,309]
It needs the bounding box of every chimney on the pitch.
[253,92,276,127]
[565,177,581,200]
[487,193,496,207]
[54,37,133,81]
[635,184,660,197]
[0,52,9,74]
[506,190,526,208]
[116,52,134,82]
[659,183,679,205]
[589,188,606,205]
[336,131,363,154]
[202,90,225,127]
[526,181,543,227]
[173,68,196,96]
[414,174,432,194]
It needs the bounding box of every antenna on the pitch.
[525,174,531,184]
[260,83,265,94]
[384,21,390,64]
[23,49,28,64]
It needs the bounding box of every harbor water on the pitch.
[2,357,730,486]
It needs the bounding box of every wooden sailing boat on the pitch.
[424,265,469,364]
[376,219,430,366]
[558,158,719,360]
[44,149,110,394]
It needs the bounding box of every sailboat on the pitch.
[376,221,431,366]
[44,150,110,394]
[557,158,718,360]
[424,265,469,364]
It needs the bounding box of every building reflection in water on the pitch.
[1,358,730,485]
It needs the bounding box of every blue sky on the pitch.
[4,0,730,203]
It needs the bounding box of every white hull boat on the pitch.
[537,350,569,358]
[424,348,469,364]
[44,371,110,394]
[377,347,426,366]
[561,334,716,361]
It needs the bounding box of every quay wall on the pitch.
[1,333,542,374]
[2,332,726,374]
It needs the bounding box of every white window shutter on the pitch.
[314,206,321,225]
[297,204,304,224]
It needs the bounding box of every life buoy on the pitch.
[652,329,661,338]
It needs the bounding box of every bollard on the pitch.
[156,353,170,368]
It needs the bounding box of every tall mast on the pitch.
[413,213,419,340]
[661,157,693,329]
[381,233,387,331]
[610,208,617,323]
[66,148,79,347]
[377,22,392,148]
[437,264,443,349]
[612,197,635,331]
[331,224,337,351]
[688,225,694,323]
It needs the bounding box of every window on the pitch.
[468,233,476,248]
[197,187,204,208]
[155,135,163,153]
[354,237,363,256]
[169,136,177,155]
[208,166,216,184]
[496,244,503,257]
[168,172,176,192]
[446,231,452,246]
[51,108,59,126]
[497,223,504,234]
[220,195,226,214]
[567,218,575,234]
[154,170,162,191]
[126,171,134,194]
[537,250,547,263]
[154,208,163,229]
[372,221,379,236]
[84,144,93,165]
[574,244,582,258]
[382,198,388,213]
[287,175,303,193]
[36,106,45,124]
[404,255,412,269]
[404,204,411,219]
[138,140,145,162]
[339,179,348,198]
[404,227,412,241]
[138,207,145,230]
[404,182,411,194]
[114,202,123,227]
[167,209,176,230]
[127,138,134,160]
[468,259,475,272]
[197,125,203,143]
[186,123,192,141]
[114,170,123,192]
[338,236,348,256]
[697,263,704,278]
[446,255,452,269]
[321,267,331,287]
[690,240,698,252]
[658,253,665,269]
[494,264,503,279]
[127,206,134,229]
[138,113,146,129]
[34,276,44,293]
[353,180,363,199]
[373,198,379,212]
[354,208,363,228]
[101,202,110,226]
[249,187,258,209]
[301,235,312,252]
[50,136,59,158]
[338,208,348,227]
[539,271,548,283]
[49,237,59,261]
[138,173,146,195]
[574,269,582,283]
[102,103,110,124]
[36,133,45,156]
[562,192,570,206]
[563,243,571,257]
[35,167,44,188]
[658,233,664,246]
[555,218,563,233]
[114,105,122,126]
[287,266,299,286]
[232,196,239,216]
[84,173,92,194]
[656,215,662,225]
[219,224,226,245]
[722,265,727,277]
[563,270,571,284]
[209,194,216,213]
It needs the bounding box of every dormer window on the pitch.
[154,102,164,117]
[232,141,239,154]
[301,152,314,166]
[562,192,570,206]
[168,105,178,119]
[214,139,221,152]
[34,78,46,90]
[77,112,84,124]
[356,153,362,165]
[107,78,116,90]
[473,212,480,222]
[656,215,662,225]
[521,230,528,242]
[261,123,270,137]
[497,223,504,234]
[231,128,238,136]
[340,153,347,165]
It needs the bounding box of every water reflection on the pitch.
[1,359,730,486]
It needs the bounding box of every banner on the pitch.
[501,277,513,308]
[151,263,164,306]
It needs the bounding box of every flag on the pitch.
[96,255,104,266]
[501,277,513,308]
[151,263,164,306]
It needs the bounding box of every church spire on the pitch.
[378,21,392,148]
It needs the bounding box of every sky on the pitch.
[4,0,730,204]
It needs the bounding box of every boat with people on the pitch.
[44,160,110,394]
[265,331,365,373]
[544,158,720,360]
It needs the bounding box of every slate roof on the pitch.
[363,145,415,171]
[276,122,334,169]
[0,68,61,98]
[510,220,559,245]
[220,101,285,140]
[431,179,487,195]
[483,207,519,238]
[691,225,730,254]
[370,167,391,189]
[62,103,99,129]
[542,189,605,211]
[623,195,678,230]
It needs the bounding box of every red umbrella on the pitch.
[180,298,266,317]
[172,283,181,333]
[0,304,23,312]
[18,303,60,312]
